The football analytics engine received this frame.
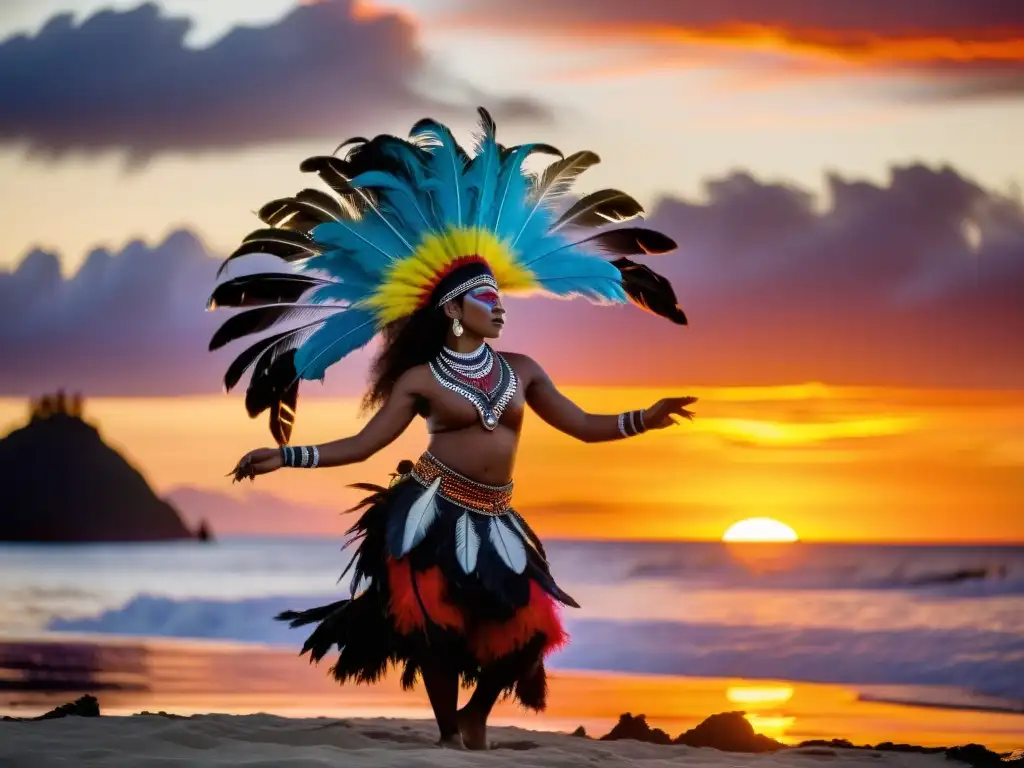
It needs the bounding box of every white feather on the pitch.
[488,516,528,574]
[506,512,539,553]
[400,477,441,556]
[454,512,481,574]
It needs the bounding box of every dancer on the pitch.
[211,108,695,749]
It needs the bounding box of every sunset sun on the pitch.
[723,517,799,543]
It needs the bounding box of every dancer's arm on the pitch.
[229,370,422,480]
[510,354,696,444]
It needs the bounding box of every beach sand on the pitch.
[2,635,1023,765]
[0,711,988,768]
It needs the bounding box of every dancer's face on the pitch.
[459,285,505,339]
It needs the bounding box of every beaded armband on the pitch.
[280,445,320,468]
[617,410,648,438]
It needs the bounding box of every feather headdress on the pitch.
[208,107,687,444]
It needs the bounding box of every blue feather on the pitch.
[305,280,373,305]
[465,113,500,235]
[312,219,406,272]
[348,170,434,232]
[530,254,627,303]
[293,308,378,381]
[411,120,469,227]
[491,143,561,239]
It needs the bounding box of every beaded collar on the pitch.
[429,344,517,430]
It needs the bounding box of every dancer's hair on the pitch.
[363,297,461,413]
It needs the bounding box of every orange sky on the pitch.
[4,384,1021,543]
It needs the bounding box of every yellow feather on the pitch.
[362,227,537,325]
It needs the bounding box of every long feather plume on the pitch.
[488,517,527,574]
[208,304,345,351]
[521,226,677,269]
[492,142,562,238]
[454,511,481,574]
[612,257,688,325]
[551,189,644,232]
[218,229,322,276]
[400,477,441,556]
[207,274,328,309]
[511,151,600,248]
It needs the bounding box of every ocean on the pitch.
[2,537,1022,714]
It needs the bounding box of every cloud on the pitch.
[1,162,1022,396]
[510,163,1024,388]
[0,1,548,161]
[444,0,1024,100]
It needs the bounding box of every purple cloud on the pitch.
[0,1,548,161]
[1,163,1021,396]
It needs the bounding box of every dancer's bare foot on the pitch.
[436,734,466,750]
[457,707,489,750]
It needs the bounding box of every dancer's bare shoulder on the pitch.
[499,352,547,387]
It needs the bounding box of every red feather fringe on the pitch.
[386,557,568,662]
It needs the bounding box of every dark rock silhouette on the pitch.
[0,393,195,542]
[674,711,784,752]
[599,713,673,745]
[596,713,1012,764]
[797,739,1011,768]
[2,695,100,722]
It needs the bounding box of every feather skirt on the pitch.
[274,456,577,711]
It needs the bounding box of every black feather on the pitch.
[612,257,688,325]
[299,155,356,196]
[222,329,296,392]
[208,274,328,309]
[245,348,299,419]
[257,200,333,231]
[335,136,369,157]
[218,229,323,275]
[275,599,349,628]
[400,658,419,690]
[476,106,496,138]
[500,142,562,162]
[295,188,349,219]
[553,189,644,231]
[530,151,601,204]
[577,227,677,257]
[270,380,298,445]
[208,304,340,351]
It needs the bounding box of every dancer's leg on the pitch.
[420,655,463,747]
[458,652,542,750]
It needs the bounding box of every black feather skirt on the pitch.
[275,452,578,711]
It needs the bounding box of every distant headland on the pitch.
[0,391,209,543]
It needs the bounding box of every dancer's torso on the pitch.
[408,352,528,487]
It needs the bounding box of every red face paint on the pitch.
[467,287,501,311]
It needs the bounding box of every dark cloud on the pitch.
[449,0,1024,101]
[1,163,1022,395]
[0,1,548,161]
[508,164,1024,388]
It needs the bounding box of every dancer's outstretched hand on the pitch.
[643,396,698,430]
[228,447,283,483]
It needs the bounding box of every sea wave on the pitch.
[46,593,1024,703]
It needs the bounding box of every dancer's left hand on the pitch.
[642,396,698,429]
[228,447,283,483]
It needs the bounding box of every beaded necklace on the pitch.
[429,344,517,430]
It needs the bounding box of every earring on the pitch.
[452,318,464,337]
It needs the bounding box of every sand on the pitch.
[0,713,973,768]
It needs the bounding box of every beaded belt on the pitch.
[410,452,513,516]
